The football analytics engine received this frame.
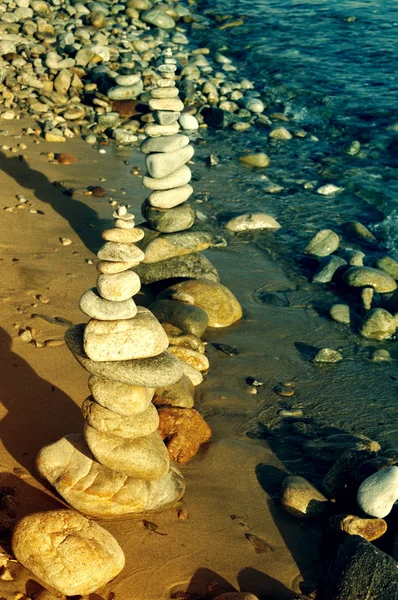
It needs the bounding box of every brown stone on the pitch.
[55,153,78,164]
[158,407,211,463]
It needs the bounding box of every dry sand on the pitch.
[5,117,397,599]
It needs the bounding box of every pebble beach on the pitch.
[0,0,397,598]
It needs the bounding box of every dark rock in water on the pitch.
[149,299,208,338]
[325,535,398,600]
[304,434,381,465]
[201,106,239,129]
[135,253,219,285]
[212,343,239,356]
[322,448,380,499]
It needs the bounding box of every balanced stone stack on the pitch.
[36,205,185,519]
[135,47,219,285]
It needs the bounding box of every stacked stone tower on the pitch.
[135,47,218,284]
[36,205,185,519]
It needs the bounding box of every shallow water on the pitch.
[193,0,398,253]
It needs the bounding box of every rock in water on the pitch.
[304,229,340,257]
[36,435,184,518]
[225,213,280,231]
[357,465,398,517]
[157,279,242,327]
[344,267,397,293]
[12,510,125,595]
[325,535,398,600]
[359,308,397,341]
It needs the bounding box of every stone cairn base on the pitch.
[37,207,185,519]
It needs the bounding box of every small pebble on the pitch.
[313,348,343,363]
[246,377,263,386]
[19,330,32,342]
[59,238,72,246]
[274,384,295,397]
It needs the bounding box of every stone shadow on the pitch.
[0,326,83,476]
[0,151,107,253]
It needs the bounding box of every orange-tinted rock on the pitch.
[55,153,79,164]
[158,407,211,463]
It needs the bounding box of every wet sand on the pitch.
[0,119,396,599]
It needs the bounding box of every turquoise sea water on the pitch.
[194,0,398,252]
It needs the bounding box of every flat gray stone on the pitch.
[97,242,145,263]
[107,81,143,100]
[82,397,159,439]
[84,424,170,479]
[135,253,219,284]
[141,133,189,154]
[83,307,169,361]
[142,231,213,264]
[37,434,184,518]
[141,7,175,29]
[146,145,194,179]
[144,122,180,138]
[149,299,208,337]
[153,110,180,126]
[65,323,183,387]
[88,376,155,416]
[142,165,191,191]
[96,270,141,301]
[79,288,137,320]
[151,87,180,99]
[142,200,195,233]
[148,184,193,209]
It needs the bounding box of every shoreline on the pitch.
[0,0,397,596]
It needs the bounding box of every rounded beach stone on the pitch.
[151,87,180,99]
[148,98,184,112]
[101,227,144,243]
[82,397,159,438]
[83,308,169,362]
[79,288,137,320]
[330,304,351,325]
[114,218,137,230]
[148,184,193,209]
[153,374,195,408]
[158,280,242,327]
[146,145,194,179]
[135,253,219,284]
[304,229,340,257]
[141,134,189,154]
[269,126,292,140]
[144,122,180,138]
[239,153,270,168]
[11,510,125,596]
[225,213,280,232]
[65,324,183,387]
[88,376,155,416]
[107,82,143,100]
[36,434,185,518]
[143,166,191,192]
[359,308,396,341]
[84,425,170,480]
[179,361,203,386]
[149,299,208,337]
[179,113,199,130]
[97,260,140,274]
[97,242,145,263]
[142,231,213,264]
[313,348,343,363]
[357,465,398,518]
[141,7,175,28]
[96,271,141,302]
[142,201,195,233]
[344,267,397,293]
[329,514,387,542]
[342,220,377,243]
[376,256,398,280]
[168,347,209,371]
[280,475,329,518]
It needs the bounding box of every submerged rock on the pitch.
[225,213,280,232]
[344,267,397,293]
[313,348,343,363]
[313,256,346,283]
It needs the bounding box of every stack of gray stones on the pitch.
[136,47,219,285]
[36,205,185,519]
